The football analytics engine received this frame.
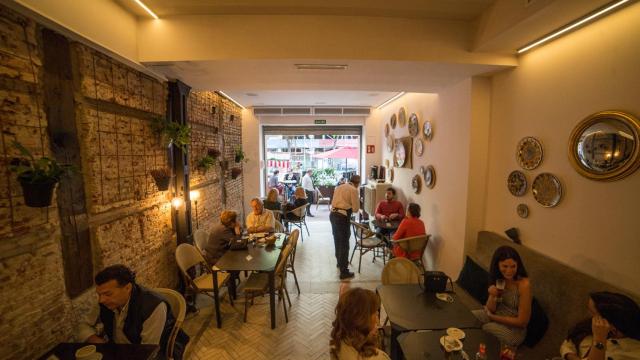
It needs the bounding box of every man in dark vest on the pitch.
[76,265,189,359]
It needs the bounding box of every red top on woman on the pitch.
[392,217,426,260]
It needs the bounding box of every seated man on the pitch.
[204,210,241,266]
[375,188,404,221]
[77,265,189,359]
[246,197,275,233]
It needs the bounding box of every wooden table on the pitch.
[377,284,481,359]
[39,343,159,360]
[398,329,500,360]
[212,233,286,329]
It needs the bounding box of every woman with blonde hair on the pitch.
[284,186,308,223]
[263,188,281,211]
[330,287,389,360]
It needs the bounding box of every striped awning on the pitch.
[267,160,290,169]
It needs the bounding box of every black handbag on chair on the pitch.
[423,271,454,293]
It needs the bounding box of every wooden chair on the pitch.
[380,258,422,329]
[242,243,294,323]
[315,188,331,211]
[283,204,309,241]
[193,229,208,254]
[350,220,386,273]
[285,229,301,294]
[153,288,186,360]
[393,234,431,271]
[175,244,233,307]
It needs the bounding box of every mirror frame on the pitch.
[568,110,640,181]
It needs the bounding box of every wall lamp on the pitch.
[190,190,200,229]
[517,0,630,54]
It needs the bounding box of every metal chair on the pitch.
[283,204,309,241]
[393,234,431,271]
[274,219,287,234]
[285,229,301,294]
[242,242,294,323]
[350,220,386,273]
[175,244,233,307]
[153,288,186,360]
[315,188,331,211]
[193,229,208,254]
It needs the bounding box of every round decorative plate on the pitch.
[507,170,527,196]
[420,165,425,175]
[423,120,433,140]
[516,136,543,170]
[390,168,394,182]
[385,123,390,137]
[394,140,406,167]
[386,135,395,152]
[412,174,422,194]
[424,165,436,189]
[532,173,562,207]
[385,159,390,168]
[408,113,419,137]
[398,107,407,128]
[517,204,529,218]
[390,114,397,129]
[414,138,424,156]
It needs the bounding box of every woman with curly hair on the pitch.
[330,287,389,360]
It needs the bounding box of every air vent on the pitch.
[343,108,371,116]
[282,107,312,115]
[253,108,282,115]
[314,108,342,115]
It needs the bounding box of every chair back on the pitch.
[274,219,285,233]
[382,258,422,285]
[350,220,375,240]
[193,229,209,253]
[153,288,186,360]
[176,243,207,278]
[275,243,293,277]
[291,204,307,220]
[397,234,431,254]
[287,229,300,265]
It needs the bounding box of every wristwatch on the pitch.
[594,341,606,350]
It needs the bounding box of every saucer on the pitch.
[439,336,463,352]
[446,327,466,340]
[436,292,454,303]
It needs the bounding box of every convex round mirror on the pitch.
[568,111,640,181]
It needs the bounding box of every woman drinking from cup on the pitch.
[472,245,532,347]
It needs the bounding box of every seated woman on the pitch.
[472,246,532,347]
[283,187,308,223]
[203,210,241,266]
[391,203,426,260]
[560,291,640,360]
[330,287,390,360]
[263,188,281,212]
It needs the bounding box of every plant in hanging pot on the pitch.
[207,148,221,158]
[234,146,248,163]
[196,155,216,172]
[231,167,242,179]
[150,168,172,191]
[152,118,191,151]
[9,141,73,207]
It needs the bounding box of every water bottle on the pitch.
[475,343,487,360]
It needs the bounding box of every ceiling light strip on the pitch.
[217,91,246,110]
[294,64,348,70]
[133,0,159,19]
[517,0,629,54]
[377,92,405,109]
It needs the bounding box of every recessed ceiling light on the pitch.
[294,64,348,70]
[245,93,258,97]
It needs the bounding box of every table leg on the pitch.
[212,270,222,328]
[390,325,403,360]
[269,270,276,329]
[228,272,237,300]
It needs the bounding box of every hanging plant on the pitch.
[9,140,73,207]
[231,167,243,179]
[152,118,191,152]
[150,168,172,191]
[197,155,216,172]
[207,148,221,158]
[234,146,248,163]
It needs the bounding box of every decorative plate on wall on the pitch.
[408,113,419,137]
[394,140,406,167]
[414,138,424,156]
[516,136,543,170]
[517,204,529,218]
[385,123,390,137]
[412,174,422,194]
[507,170,527,196]
[532,173,562,207]
[420,165,425,175]
[386,135,395,152]
[398,107,407,128]
[385,159,390,168]
[390,114,397,129]
[424,165,436,189]
[423,120,433,140]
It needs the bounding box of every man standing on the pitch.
[301,169,315,217]
[77,265,189,359]
[268,169,283,194]
[330,174,361,280]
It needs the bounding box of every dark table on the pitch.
[212,233,284,329]
[39,343,159,360]
[377,284,481,360]
[371,219,401,247]
[398,329,500,360]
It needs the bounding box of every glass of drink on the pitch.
[496,279,506,303]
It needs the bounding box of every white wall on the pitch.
[484,2,640,296]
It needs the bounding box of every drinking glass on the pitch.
[496,279,506,303]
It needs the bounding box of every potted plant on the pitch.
[313,168,338,200]
[234,146,247,163]
[150,168,172,191]
[231,167,242,179]
[153,118,191,151]
[9,141,72,207]
[197,155,216,172]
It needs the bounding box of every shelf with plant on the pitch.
[196,155,217,172]
[234,146,248,163]
[152,118,191,152]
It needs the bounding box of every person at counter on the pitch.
[374,188,404,221]
[246,198,275,233]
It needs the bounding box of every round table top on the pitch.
[372,219,401,230]
[282,179,298,184]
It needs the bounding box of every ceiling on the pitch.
[219,90,397,107]
[119,0,494,20]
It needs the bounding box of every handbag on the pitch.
[422,271,454,293]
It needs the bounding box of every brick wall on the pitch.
[0,4,242,359]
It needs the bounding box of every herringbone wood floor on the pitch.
[183,207,386,359]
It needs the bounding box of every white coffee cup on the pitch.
[75,345,96,360]
[444,335,458,347]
